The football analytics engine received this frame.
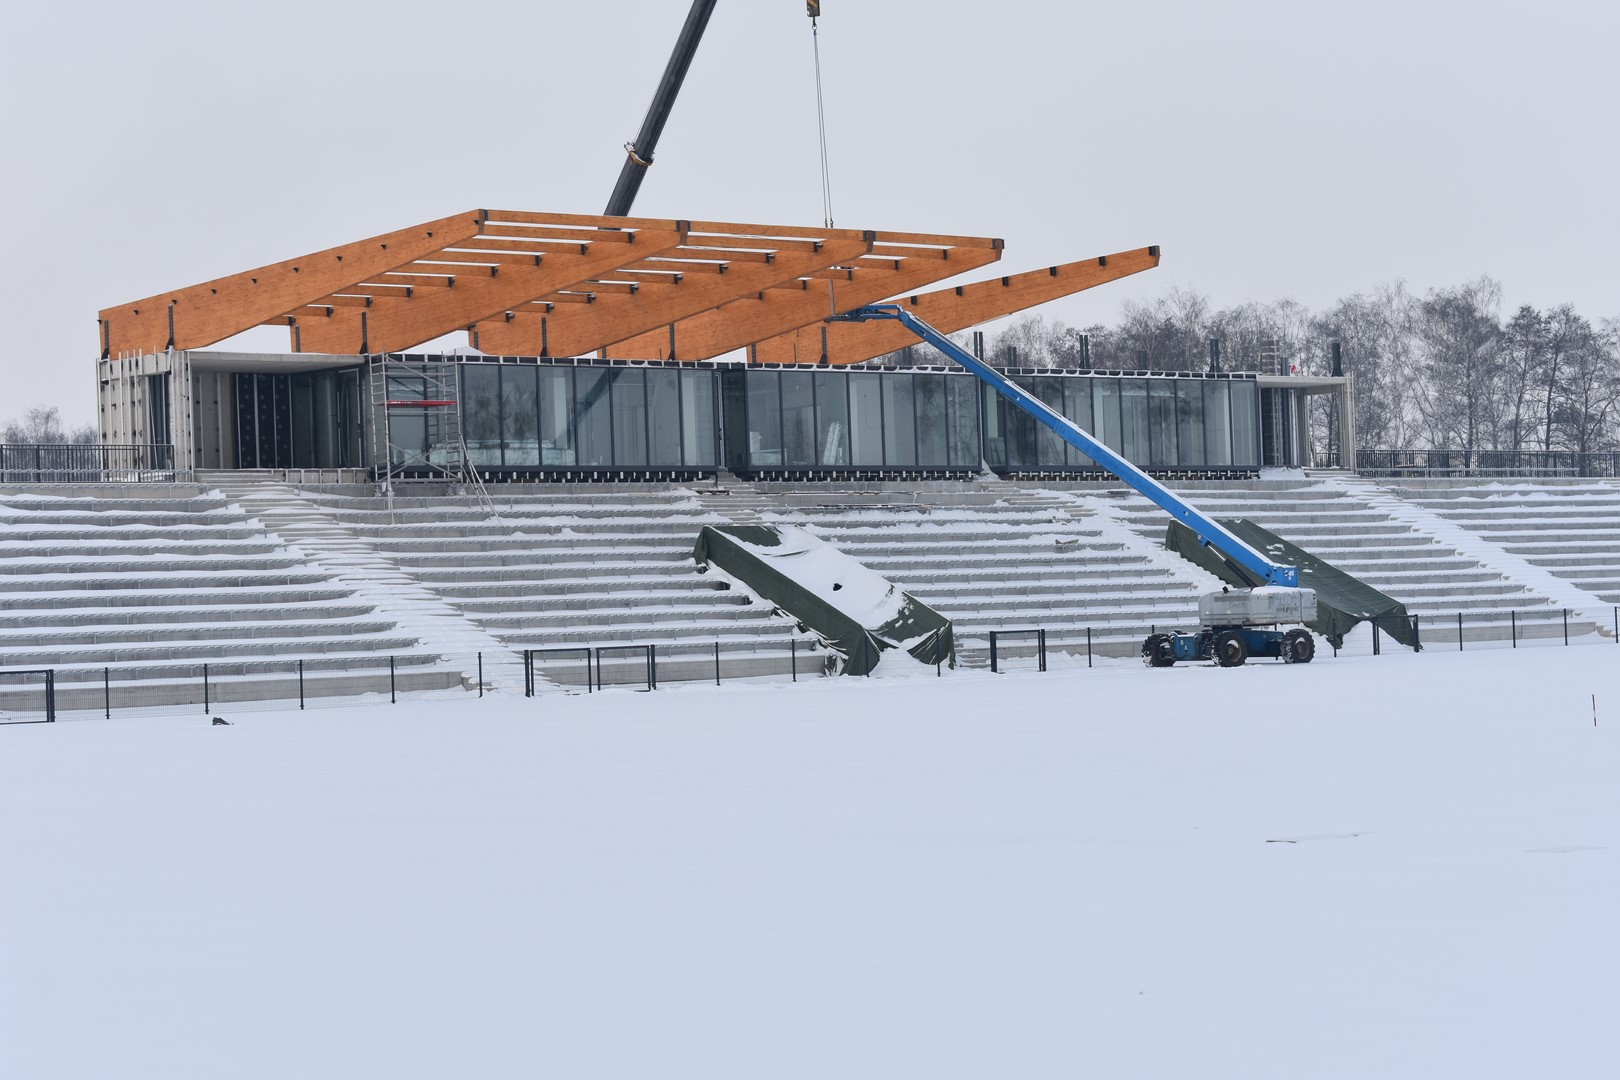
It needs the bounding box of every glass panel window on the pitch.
[1121,379,1150,464]
[914,374,947,466]
[781,371,816,467]
[681,370,716,466]
[461,366,502,465]
[849,373,883,466]
[1093,378,1123,454]
[882,373,917,466]
[1032,376,1068,467]
[1176,380,1206,468]
[946,376,980,468]
[815,372,849,466]
[1202,381,1232,466]
[1230,380,1260,466]
[539,368,576,465]
[647,369,682,465]
[611,369,648,466]
[575,367,613,466]
[747,371,783,467]
[981,385,1005,467]
[1064,378,1094,466]
[1147,379,1178,467]
[501,366,540,466]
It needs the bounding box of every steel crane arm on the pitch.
[605,0,720,217]
[835,304,1299,588]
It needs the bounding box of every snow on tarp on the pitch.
[1167,518,1420,650]
[692,524,954,676]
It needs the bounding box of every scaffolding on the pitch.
[367,354,464,501]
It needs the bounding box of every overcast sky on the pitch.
[3,1,1614,427]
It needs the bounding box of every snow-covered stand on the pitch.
[692,524,954,676]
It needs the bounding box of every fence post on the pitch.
[790,639,797,682]
[104,667,110,720]
[715,641,721,686]
[203,663,210,713]
[1457,612,1463,651]
[46,671,56,723]
[389,656,396,704]
[1511,610,1516,648]
[478,652,484,697]
[1086,627,1093,668]
[1038,629,1047,672]
[649,645,657,691]
[524,650,532,698]
[1412,614,1422,652]
[989,631,1000,673]
[1373,621,1381,656]
[1564,609,1569,646]
[299,659,305,709]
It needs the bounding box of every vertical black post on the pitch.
[1412,614,1422,652]
[389,656,396,703]
[1457,612,1463,651]
[478,652,484,697]
[1039,629,1047,672]
[104,667,111,719]
[524,650,532,698]
[46,672,55,723]
[1373,621,1380,656]
[989,631,999,673]
[203,663,210,713]
[299,659,305,709]
[1086,627,1093,668]
[1564,609,1569,646]
[791,639,797,682]
[649,645,657,691]
[715,641,721,685]
[1511,610,1516,648]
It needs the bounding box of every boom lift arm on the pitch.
[833,303,1300,589]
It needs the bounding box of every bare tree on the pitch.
[1313,282,1420,448]
[1411,278,1503,456]
[3,406,96,445]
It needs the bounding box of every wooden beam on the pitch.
[98,210,487,356]
[756,247,1162,367]
[473,233,875,357]
[292,226,688,353]
[603,234,1003,361]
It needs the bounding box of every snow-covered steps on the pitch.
[0,485,464,710]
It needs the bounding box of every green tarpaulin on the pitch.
[692,524,955,676]
[1166,518,1419,650]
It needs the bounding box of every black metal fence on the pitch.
[1358,449,1620,478]
[523,638,829,695]
[0,443,177,483]
[0,669,56,723]
[989,629,1047,673]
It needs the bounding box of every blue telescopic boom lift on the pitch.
[833,304,1319,667]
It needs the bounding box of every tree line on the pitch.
[876,278,1620,456]
[2,406,97,446]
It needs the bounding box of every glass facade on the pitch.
[724,368,987,474]
[353,359,1262,477]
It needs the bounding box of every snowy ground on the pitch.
[3,647,1617,1079]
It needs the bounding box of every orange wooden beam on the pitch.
[473,232,875,357]
[602,232,1004,362]
[97,210,487,357]
[756,246,1162,367]
[292,225,689,354]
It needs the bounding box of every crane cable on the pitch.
[810,12,835,231]
[809,7,838,325]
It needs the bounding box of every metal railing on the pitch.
[1357,449,1620,478]
[0,443,177,483]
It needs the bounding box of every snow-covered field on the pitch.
[3,647,1617,1079]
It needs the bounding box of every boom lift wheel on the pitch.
[1214,631,1248,667]
[1282,628,1316,664]
[1141,633,1176,668]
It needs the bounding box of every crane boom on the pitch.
[604,0,720,217]
[834,304,1300,588]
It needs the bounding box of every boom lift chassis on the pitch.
[834,304,1318,667]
